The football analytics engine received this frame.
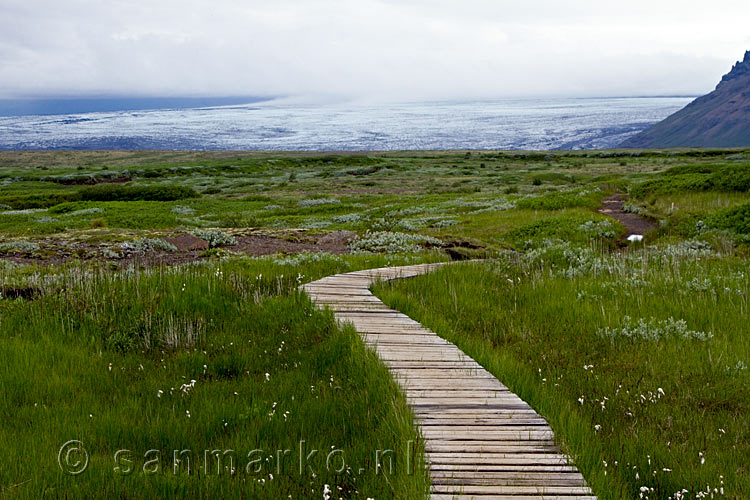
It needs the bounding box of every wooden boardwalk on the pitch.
[302,263,595,500]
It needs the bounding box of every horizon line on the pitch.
[0,94,698,117]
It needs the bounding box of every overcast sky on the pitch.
[1,0,749,101]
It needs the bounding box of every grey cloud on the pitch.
[0,0,747,100]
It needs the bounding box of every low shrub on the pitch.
[516,190,599,210]
[171,205,195,215]
[297,198,341,208]
[598,316,713,342]
[0,193,71,210]
[577,220,616,239]
[505,213,619,248]
[346,165,381,176]
[78,184,199,202]
[431,219,458,228]
[0,240,40,255]
[332,213,366,224]
[121,238,178,253]
[349,231,443,253]
[705,203,750,234]
[631,165,750,198]
[63,207,104,217]
[191,229,237,248]
[527,172,576,185]
[0,185,198,210]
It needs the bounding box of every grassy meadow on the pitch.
[0,254,439,499]
[1,149,749,499]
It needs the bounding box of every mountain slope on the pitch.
[621,51,750,148]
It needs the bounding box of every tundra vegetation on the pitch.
[0,149,748,499]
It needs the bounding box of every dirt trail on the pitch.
[598,193,656,236]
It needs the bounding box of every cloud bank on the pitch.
[1,0,749,100]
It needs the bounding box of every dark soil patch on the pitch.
[315,230,356,248]
[0,231,356,268]
[598,193,656,236]
[234,231,354,256]
[165,234,209,251]
[1,286,43,300]
[443,238,486,261]
[54,176,131,186]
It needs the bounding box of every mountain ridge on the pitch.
[621,51,750,148]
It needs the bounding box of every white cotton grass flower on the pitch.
[179,379,197,394]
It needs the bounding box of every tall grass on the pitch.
[374,245,748,500]
[0,256,434,498]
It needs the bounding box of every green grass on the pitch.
[706,203,750,234]
[630,163,750,199]
[0,184,199,210]
[0,149,744,246]
[0,254,440,499]
[642,191,750,217]
[2,150,750,499]
[373,246,748,500]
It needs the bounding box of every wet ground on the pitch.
[598,193,656,237]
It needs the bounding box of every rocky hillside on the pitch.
[621,51,750,148]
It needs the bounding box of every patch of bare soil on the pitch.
[53,176,131,185]
[598,193,656,236]
[0,286,43,300]
[233,230,355,256]
[1,230,357,268]
[165,234,209,251]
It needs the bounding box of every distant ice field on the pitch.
[0,97,693,151]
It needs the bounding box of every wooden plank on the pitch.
[429,464,578,473]
[430,485,593,495]
[431,474,587,486]
[302,264,596,500]
[425,445,561,454]
[421,431,556,441]
[389,364,489,371]
[363,335,450,344]
[412,407,538,419]
[400,379,508,387]
[427,455,573,465]
[400,382,510,391]
[420,420,548,428]
[388,365,489,372]
[405,389,515,397]
[431,496,596,500]
[407,399,533,408]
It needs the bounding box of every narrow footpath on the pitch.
[302,263,596,500]
[598,193,656,237]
